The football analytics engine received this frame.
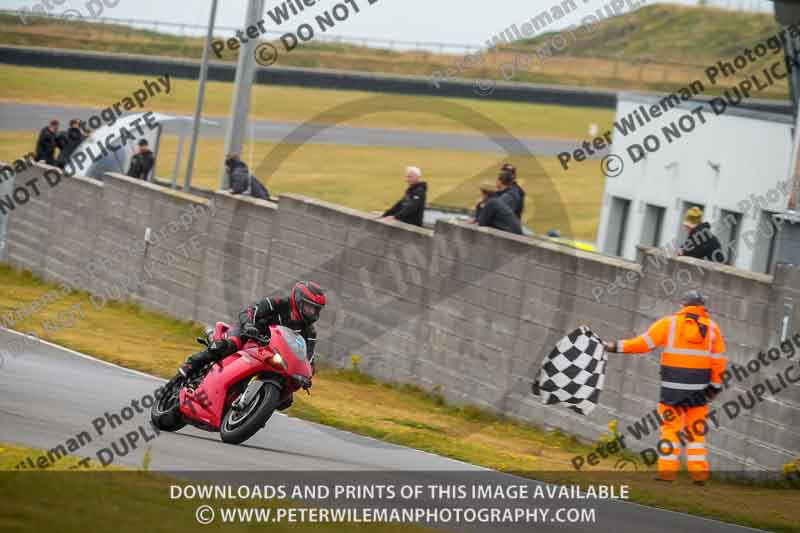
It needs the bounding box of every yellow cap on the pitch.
[683,206,703,226]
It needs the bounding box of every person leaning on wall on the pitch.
[225,153,270,201]
[679,207,724,262]
[475,182,522,235]
[379,166,427,227]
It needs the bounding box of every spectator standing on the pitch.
[127,139,155,180]
[679,207,724,262]
[477,182,522,235]
[56,119,85,168]
[225,153,270,201]
[380,166,427,227]
[501,163,525,219]
[35,119,60,166]
[496,169,523,218]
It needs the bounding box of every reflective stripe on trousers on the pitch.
[656,402,710,482]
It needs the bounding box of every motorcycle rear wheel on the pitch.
[219,382,281,444]
[150,380,187,432]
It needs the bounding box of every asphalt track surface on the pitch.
[0,328,764,532]
[0,103,607,157]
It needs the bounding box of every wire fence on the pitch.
[1,9,482,55]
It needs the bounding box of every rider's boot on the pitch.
[177,339,238,381]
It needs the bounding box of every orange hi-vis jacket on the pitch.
[616,306,726,406]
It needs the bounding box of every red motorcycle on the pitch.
[151,322,312,444]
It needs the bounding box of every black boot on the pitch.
[179,349,216,380]
[179,340,237,380]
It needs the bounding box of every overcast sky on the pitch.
[1,0,774,47]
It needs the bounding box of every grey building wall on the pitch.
[3,166,799,474]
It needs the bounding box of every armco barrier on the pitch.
[3,165,799,474]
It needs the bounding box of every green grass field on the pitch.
[0,65,614,140]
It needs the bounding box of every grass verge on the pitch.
[0,264,798,531]
[0,443,426,533]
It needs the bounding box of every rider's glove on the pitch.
[603,341,618,353]
[242,323,260,339]
[703,384,720,401]
[243,323,270,346]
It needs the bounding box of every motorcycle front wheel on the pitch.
[219,382,281,444]
[151,380,187,432]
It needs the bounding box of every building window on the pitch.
[752,210,780,274]
[714,210,742,265]
[640,204,666,247]
[604,197,631,256]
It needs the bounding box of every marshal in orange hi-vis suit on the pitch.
[606,291,726,484]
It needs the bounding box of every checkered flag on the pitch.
[531,326,607,415]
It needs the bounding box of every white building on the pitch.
[596,92,795,274]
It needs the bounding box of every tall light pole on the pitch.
[220,0,265,190]
[183,0,220,191]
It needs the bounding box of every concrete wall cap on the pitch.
[215,190,278,210]
[104,172,209,206]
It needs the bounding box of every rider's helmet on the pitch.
[290,281,326,326]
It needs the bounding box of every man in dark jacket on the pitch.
[679,207,724,263]
[477,182,523,235]
[35,120,60,166]
[500,163,525,219]
[127,139,155,180]
[177,281,326,380]
[380,166,427,227]
[496,170,523,219]
[226,153,270,200]
[56,119,85,168]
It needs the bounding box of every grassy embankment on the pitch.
[0,264,798,532]
[0,5,789,97]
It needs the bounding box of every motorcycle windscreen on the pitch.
[275,325,308,361]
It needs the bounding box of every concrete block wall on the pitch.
[4,162,90,279]
[3,166,799,473]
[269,194,434,385]
[196,191,277,325]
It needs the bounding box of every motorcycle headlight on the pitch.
[271,351,287,370]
